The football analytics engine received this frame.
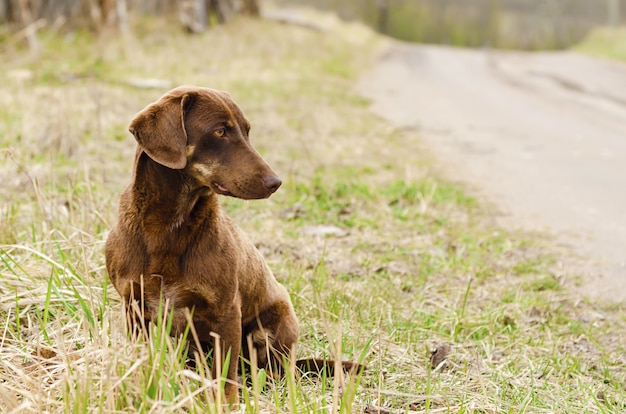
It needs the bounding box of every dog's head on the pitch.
[129,85,281,199]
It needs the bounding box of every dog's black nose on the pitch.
[263,175,282,193]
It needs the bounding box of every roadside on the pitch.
[358,40,626,302]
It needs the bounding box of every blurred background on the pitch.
[2,0,625,50]
[280,0,626,49]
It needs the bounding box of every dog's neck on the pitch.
[132,152,220,232]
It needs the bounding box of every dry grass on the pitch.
[1,7,625,413]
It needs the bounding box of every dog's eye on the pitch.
[214,128,226,138]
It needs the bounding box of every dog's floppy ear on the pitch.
[129,91,196,169]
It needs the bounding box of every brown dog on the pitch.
[105,86,299,403]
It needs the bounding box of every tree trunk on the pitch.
[18,0,39,51]
[0,0,18,24]
[0,0,256,31]
[376,0,388,34]
[180,0,207,33]
[210,0,234,24]
[240,0,259,16]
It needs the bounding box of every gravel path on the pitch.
[359,42,626,302]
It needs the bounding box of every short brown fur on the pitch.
[105,86,297,404]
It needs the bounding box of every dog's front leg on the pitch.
[211,308,242,407]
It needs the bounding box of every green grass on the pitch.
[575,27,626,62]
[1,8,625,413]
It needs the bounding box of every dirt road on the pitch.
[359,42,626,302]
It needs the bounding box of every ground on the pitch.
[0,9,625,413]
[358,41,626,302]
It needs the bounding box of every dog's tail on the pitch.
[295,358,366,376]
